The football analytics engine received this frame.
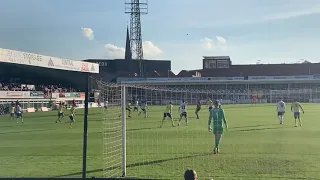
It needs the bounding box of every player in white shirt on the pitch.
[134,100,139,112]
[104,100,108,109]
[15,104,24,123]
[138,101,148,118]
[277,99,286,124]
[178,100,188,126]
[207,99,214,112]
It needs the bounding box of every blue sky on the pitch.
[1,0,320,73]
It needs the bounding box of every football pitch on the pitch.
[1,104,320,179]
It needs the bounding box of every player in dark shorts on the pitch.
[207,99,213,111]
[104,100,108,110]
[72,99,76,107]
[133,100,139,112]
[10,104,15,120]
[160,102,174,127]
[56,102,65,123]
[138,101,148,118]
[15,104,24,123]
[178,100,188,126]
[126,102,132,118]
[195,101,201,119]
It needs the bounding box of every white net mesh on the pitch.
[125,85,211,179]
[99,81,320,179]
[98,82,124,178]
[100,82,223,179]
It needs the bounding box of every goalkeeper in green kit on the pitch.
[208,100,228,154]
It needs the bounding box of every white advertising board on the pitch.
[0,48,99,73]
[0,91,30,99]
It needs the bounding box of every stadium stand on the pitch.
[0,82,80,92]
[116,62,320,78]
[0,82,33,91]
[0,62,89,92]
[117,60,320,105]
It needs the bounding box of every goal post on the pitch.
[121,85,127,177]
[98,81,127,178]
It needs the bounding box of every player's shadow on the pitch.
[83,118,103,122]
[102,127,160,134]
[231,124,270,129]
[0,128,56,135]
[0,122,57,128]
[54,152,211,178]
[26,114,57,118]
[127,127,159,132]
[232,126,288,132]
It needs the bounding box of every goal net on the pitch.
[98,81,125,178]
[98,82,320,179]
[99,82,238,179]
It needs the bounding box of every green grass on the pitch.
[1,104,320,179]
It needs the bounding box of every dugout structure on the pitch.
[0,48,99,179]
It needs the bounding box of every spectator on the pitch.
[184,169,198,180]
[0,82,80,92]
[0,104,4,115]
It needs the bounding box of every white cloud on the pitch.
[201,38,214,49]
[201,36,227,49]
[216,36,227,44]
[81,27,94,40]
[104,44,125,59]
[143,41,163,58]
[103,41,163,59]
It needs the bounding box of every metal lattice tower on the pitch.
[125,0,148,77]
